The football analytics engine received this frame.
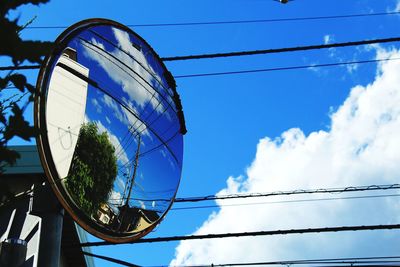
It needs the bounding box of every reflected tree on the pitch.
[66,122,117,215]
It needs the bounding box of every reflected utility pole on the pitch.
[125,135,141,206]
[118,135,141,231]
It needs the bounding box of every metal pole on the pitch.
[32,183,64,267]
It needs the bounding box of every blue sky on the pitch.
[4,0,400,266]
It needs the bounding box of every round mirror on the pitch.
[35,19,186,242]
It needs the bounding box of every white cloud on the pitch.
[388,0,400,12]
[323,34,333,45]
[321,34,360,74]
[345,62,359,74]
[171,48,400,265]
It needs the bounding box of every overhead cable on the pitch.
[23,11,400,29]
[79,223,400,247]
[107,183,400,204]
[161,256,400,267]
[3,37,400,72]
[82,252,140,267]
[171,194,400,211]
[85,254,400,267]
[3,57,400,76]
[0,65,41,71]
[161,36,400,61]
[174,183,400,203]
[174,57,400,78]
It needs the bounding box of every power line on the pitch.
[82,252,140,267]
[0,65,41,71]
[84,254,400,267]
[163,256,400,267]
[171,194,400,211]
[4,56,398,82]
[4,36,400,72]
[161,36,400,61]
[174,57,400,78]
[108,183,400,204]
[79,223,400,247]
[23,11,400,29]
[174,183,400,203]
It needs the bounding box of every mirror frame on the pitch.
[35,18,186,243]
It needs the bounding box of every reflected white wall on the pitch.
[46,53,89,178]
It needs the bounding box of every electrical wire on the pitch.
[174,184,400,203]
[4,36,400,72]
[79,223,400,247]
[23,10,400,29]
[155,256,400,267]
[83,254,400,267]
[161,36,400,61]
[174,57,400,78]
[0,65,41,71]
[106,183,400,204]
[170,193,400,211]
[82,252,140,267]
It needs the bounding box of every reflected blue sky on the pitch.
[51,24,184,225]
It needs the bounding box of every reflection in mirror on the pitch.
[38,20,185,241]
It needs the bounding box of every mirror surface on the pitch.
[36,19,185,241]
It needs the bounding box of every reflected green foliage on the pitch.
[66,122,118,216]
[0,0,53,173]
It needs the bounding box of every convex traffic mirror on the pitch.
[35,19,186,242]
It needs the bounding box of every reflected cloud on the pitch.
[108,190,123,206]
[91,98,102,113]
[100,94,150,137]
[82,28,166,113]
[95,119,129,166]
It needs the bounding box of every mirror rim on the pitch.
[34,18,186,243]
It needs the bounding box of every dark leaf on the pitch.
[0,18,53,64]
[4,104,37,141]
[9,74,27,92]
[0,112,6,125]
[0,78,7,89]
[0,0,50,17]
[25,83,36,94]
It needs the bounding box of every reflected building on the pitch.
[95,203,117,226]
[46,48,89,178]
[116,205,160,232]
